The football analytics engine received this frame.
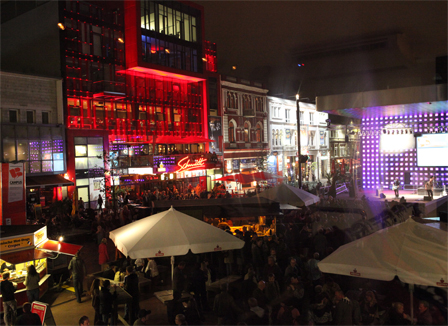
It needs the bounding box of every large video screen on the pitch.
[416,134,448,167]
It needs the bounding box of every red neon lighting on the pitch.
[176,157,207,173]
[118,67,205,82]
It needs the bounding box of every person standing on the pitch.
[425,176,434,200]
[98,194,103,212]
[100,280,118,325]
[144,258,159,292]
[392,178,400,198]
[24,264,40,303]
[172,261,187,297]
[99,238,110,271]
[1,272,17,326]
[122,266,140,323]
[90,278,101,324]
[68,251,87,303]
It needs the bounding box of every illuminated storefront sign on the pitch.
[128,167,154,175]
[176,157,207,173]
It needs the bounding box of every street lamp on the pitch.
[296,94,302,189]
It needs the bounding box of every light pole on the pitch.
[296,94,302,189]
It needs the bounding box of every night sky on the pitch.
[197,1,447,98]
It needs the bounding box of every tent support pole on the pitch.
[171,256,174,284]
[409,284,414,321]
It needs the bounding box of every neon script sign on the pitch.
[176,157,207,173]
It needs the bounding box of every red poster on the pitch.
[31,301,47,324]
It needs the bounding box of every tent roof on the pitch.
[318,218,448,287]
[256,183,320,206]
[109,207,244,259]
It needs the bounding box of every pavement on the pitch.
[23,229,219,326]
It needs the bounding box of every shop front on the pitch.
[0,225,82,311]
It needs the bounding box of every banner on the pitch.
[8,163,24,203]
[208,116,222,154]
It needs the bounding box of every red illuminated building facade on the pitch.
[1,0,220,209]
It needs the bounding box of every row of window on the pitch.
[226,92,264,112]
[8,110,50,124]
[228,121,263,143]
[272,129,297,146]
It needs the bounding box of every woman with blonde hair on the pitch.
[360,291,378,325]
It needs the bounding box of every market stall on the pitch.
[0,225,82,311]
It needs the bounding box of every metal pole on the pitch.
[296,95,302,189]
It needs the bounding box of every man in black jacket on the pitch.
[100,279,117,325]
[123,266,139,323]
[1,272,17,326]
[16,302,41,326]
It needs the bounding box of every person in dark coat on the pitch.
[16,302,41,326]
[190,262,209,312]
[68,251,87,303]
[99,279,118,325]
[213,284,241,325]
[416,301,432,325]
[173,261,187,297]
[167,291,185,325]
[385,302,413,325]
[123,266,140,323]
[1,272,17,326]
[333,290,353,325]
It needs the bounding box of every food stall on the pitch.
[0,225,82,311]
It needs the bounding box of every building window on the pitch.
[256,124,262,142]
[229,121,235,143]
[42,112,50,124]
[9,110,18,123]
[309,112,314,125]
[227,92,236,109]
[272,130,275,145]
[279,130,283,146]
[244,121,250,142]
[308,131,315,146]
[243,95,251,110]
[255,97,263,112]
[285,109,290,121]
[74,137,104,171]
[26,111,35,124]
[300,111,304,124]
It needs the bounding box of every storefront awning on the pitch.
[0,249,53,264]
[37,240,82,256]
[26,175,74,188]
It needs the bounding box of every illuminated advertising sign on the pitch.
[177,157,207,173]
[128,167,154,174]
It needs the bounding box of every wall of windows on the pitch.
[74,137,104,178]
[1,125,65,174]
[140,1,199,42]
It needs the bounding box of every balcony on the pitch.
[243,109,256,117]
[93,80,126,100]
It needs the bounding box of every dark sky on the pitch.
[197,1,447,97]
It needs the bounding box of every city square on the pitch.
[1,1,447,325]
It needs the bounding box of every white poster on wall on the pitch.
[8,163,24,203]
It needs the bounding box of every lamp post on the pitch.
[296,94,302,189]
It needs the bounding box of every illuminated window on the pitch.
[229,121,235,143]
[244,122,250,142]
[256,124,262,142]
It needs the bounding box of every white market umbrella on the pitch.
[109,206,244,279]
[256,183,320,207]
[318,218,448,318]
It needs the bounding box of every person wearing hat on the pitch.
[133,309,151,325]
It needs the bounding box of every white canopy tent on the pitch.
[256,183,320,207]
[318,218,448,318]
[109,206,244,279]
